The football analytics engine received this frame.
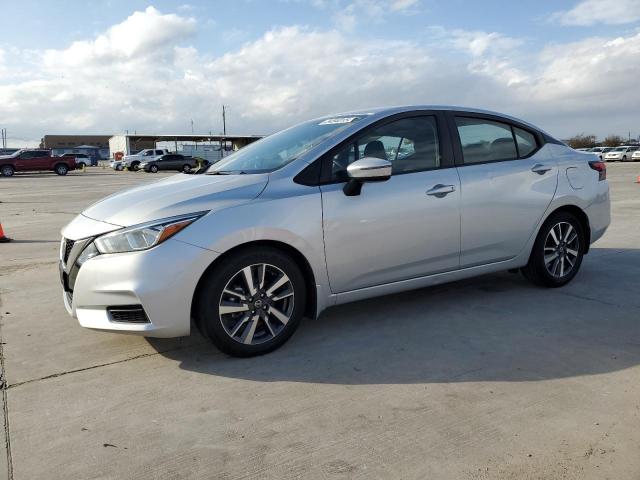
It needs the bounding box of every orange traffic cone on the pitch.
[0,221,11,243]
[636,176,640,184]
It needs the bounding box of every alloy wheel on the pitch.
[543,221,580,278]
[218,263,294,345]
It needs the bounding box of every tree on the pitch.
[566,134,596,149]
[602,135,624,147]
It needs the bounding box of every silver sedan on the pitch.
[60,106,610,357]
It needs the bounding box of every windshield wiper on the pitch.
[207,170,248,175]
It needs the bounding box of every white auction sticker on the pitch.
[319,117,358,125]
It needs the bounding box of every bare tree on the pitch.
[602,135,625,147]
[566,134,596,149]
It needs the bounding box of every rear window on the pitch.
[513,127,537,157]
[455,118,517,164]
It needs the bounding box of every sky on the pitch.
[1,0,640,146]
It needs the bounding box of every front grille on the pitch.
[107,305,150,324]
[63,238,75,262]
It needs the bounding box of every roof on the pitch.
[317,104,551,137]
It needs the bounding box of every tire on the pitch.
[521,211,585,288]
[1,165,15,177]
[149,165,158,173]
[182,164,191,173]
[622,155,627,162]
[131,161,140,171]
[116,164,124,171]
[195,247,307,357]
[54,163,68,176]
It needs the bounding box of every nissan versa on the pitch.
[60,106,610,357]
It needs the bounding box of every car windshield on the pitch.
[612,147,626,151]
[207,116,362,174]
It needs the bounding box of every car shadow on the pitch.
[148,247,640,385]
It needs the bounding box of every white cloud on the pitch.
[312,0,420,30]
[2,6,640,147]
[390,0,419,11]
[551,0,640,26]
[42,6,196,68]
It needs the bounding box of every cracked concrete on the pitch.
[0,165,639,479]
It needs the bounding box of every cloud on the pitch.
[551,0,640,26]
[312,0,420,30]
[2,5,640,147]
[42,6,196,67]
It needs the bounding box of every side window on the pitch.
[513,127,537,157]
[143,150,153,156]
[455,117,517,164]
[36,151,49,157]
[156,150,164,155]
[330,116,440,180]
[20,151,33,159]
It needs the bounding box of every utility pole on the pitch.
[222,105,227,136]
[191,119,194,134]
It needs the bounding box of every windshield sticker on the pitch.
[319,117,358,125]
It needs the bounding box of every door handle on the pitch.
[426,184,456,198]
[531,164,552,175]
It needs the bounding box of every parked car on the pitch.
[604,146,638,161]
[59,106,610,357]
[119,149,170,171]
[141,154,206,173]
[588,147,607,161]
[61,153,92,167]
[1,149,76,177]
[632,149,640,161]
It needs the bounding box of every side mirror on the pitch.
[343,157,392,196]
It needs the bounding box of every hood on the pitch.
[82,173,268,226]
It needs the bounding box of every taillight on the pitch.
[589,160,606,181]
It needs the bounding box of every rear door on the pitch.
[450,113,558,267]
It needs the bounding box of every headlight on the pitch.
[76,242,99,266]
[94,212,207,254]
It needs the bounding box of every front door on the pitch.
[452,115,558,267]
[320,114,461,293]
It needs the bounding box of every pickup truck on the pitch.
[112,148,170,171]
[0,149,76,177]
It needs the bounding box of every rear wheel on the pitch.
[182,164,191,173]
[54,163,68,176]
[195,247,306,357]
[521,212,585,287]
[1,165,14,177]
[131,161,140,171]
[149,165,158,173]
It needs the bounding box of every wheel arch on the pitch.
[191,239,318,322]
[53,162,68,172]
[542,204,591,253]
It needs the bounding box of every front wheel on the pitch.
[182,164,192,173]
[131,161,140,171]
[149,165,158,173]
[521,212,585,287]
[1,165,15,177]
[54,164,68,176]
[195,247,306,357]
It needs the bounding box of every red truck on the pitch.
[0,149,76,177]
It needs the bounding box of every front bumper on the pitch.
[60,237,219,338]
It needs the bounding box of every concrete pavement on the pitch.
[0,165,639,479]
